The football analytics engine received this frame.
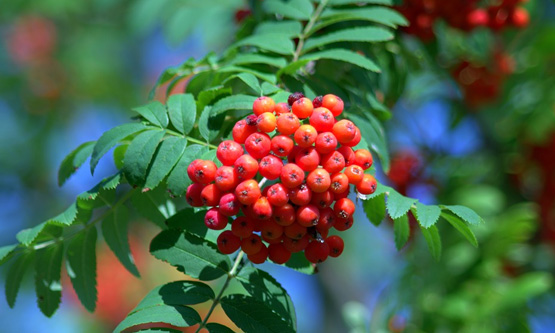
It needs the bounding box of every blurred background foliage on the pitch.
[0,0,553,332]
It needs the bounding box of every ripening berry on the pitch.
[266,183,289,207]
[241,234,263,255]
[356,174,377,195]
[321,94,344,117]
[217,230,241,254]
[330,173,349,194]
[317,207,336,231]
[217,140,244,166]
[219,193,241,216]
[193,160,218,184]
[234,154,259,180]
[305,241,330,263]
[311,190,334,209]
[510,7,529,28]
[205,208,228,230]
[326,235,344,257]
[343,126,361,147]
[253,96,275,116]
[280,163,305,188]
[235,179,261,205]
[289,183,313,206]
[276,113,300,135]
[268,243,292,264]
[288,92,305,106]
[332,119,357,144]
[245,132,271,159]
[292,97,314,119]
[321,151,346,174]
[295,147,320,171]
[271,135,294,157]
[256,112,277,132]
[273,203,296,226]
[274,102,291,115]
[337,146,355,166]
[312,95,323,108]
[200,184,222,206]
[306,168,331,193]
[296,204,320,227]
[214,166,239,192]
[315,132,338,154]
[334,198,355,219]
[283,234,310,253]
[248,244,268,264]
[231,216,255,238]
[344,165,364,185]
[354,149,373,170]
[334,215,353,231]
[186,183,204,207]
[232,119,257,144]
[252,196,273,220]
[294,124,318,147]
[309,107,335,132]
[259,155,283,180]
[260,220,284,240]
[284,223,307,240]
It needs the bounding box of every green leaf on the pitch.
[210,94,258,117]
[164,209,220,243]
[386,189,417,220]
[205,323,235,333]
[5,251,34,308]
[263,0,313,20]
[420,225,441,261]
[0,243,18,265]
[144,137,188,190]
[254,21,303,38]
[301,48,380,72]
[130,281,214,314]
[58,141,95,187]
[123,129,166,186]
[303,27,394,53]
[220,294,294,333]
[135,329,182,333]
[150,230,231,281]
[229,54,288,68]
[16,202,79,246]
[90,123,146,175]
[277,59,311,78]
[441,212,478,247]
[196,86,232,112]
[363,193,386,226]
[101,205,140,277]
[329,0,392,5]
[224,73,261,95]
[218,66,277,84]
[66,227,97,312]
[35,242,63,317]
[414,202,441,228]
[366,93,391,120]
[235,34,295,55]
[113,145,128,170]
[319,7,408,29]
[167,144,208,196]
[262,82,280,95]
[393,214,410,250]
[131,186,172,228]
[442,205,483,225]
[237,267,296,330]
[77,173,121,207]
[167,93,196,135]
[347,113,389,171]
[283,252,315,275]
[133,101,169,128]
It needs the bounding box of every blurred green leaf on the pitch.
[133,102,169,128]
[35,243,64,317]
[441,212,478,247]
[102,205,139,277]
[420,225,441,261]
[414,202,441,228]
[5,251,34,308]
[66,227,97,312]
[303,27,394,53]
[58,141,95,187]
[394,214,410,250]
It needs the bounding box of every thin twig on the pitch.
[293,0,329,62]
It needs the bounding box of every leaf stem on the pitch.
[165,129,218,149]
[195,251,245,333]
[292,0,329,62]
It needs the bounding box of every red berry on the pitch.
[253,96,275,116]
[247,244,268,264]
[232,119,257,144]
[283,235,310,253]
[200,183,222,206]
[288,92,305,106]
[334,187,350,201]
[354,149,373,170]
[330,173,349,194]
[332,120,356,144]
[321,151,346,174]
[271,135,294,157]
[289,183,313,206]
[214,166,239,192]
[231,216,255,238]
[259,155,283,180]
[317,207,336,231]
[245,132,271,159]
[205,208,228,230]
[252,196,273,220]
[235,179,261,205]
[193,160,218,184]
[337,146,355,166]
[312,95,323,108]
[187,159,200,182]
[304,241,330,263]
[234,154,259,180]
[309,107,335,132]
[315,132,338,154]
[343,126,361,147]
[219,193,241,216]
[357,174,377,195]
[217,230,241,254]
[276,113,300,135]
[295,147,320,171]
[273,203,296,226]
[310,190,334,209]
[241,234,263,255]
[186,183,204,207]
[274,102,291,115]
[260,220,284,240]
[268,243,292,264]
[334,198,355,219]
[292,97,314,119]
[306,168,331,193]
[467,8,489,28]
[294,124,318,147]
[266,183,289,207]
[284,223,307,240]
[321,94,344,117]
[334,215,353,231]
[326,235,344,257]
[217,140,244,166]
[256,112,277,132]
[344,165,364,185]
[296,204,320,227]
[280,163,305,188]
[510,7,529,28]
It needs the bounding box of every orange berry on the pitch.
[332,119,356,144]
[256,112,277,132]
[253,96,275,116]
[276,113,300,135]
[292,97,314,119]
[322,94,344,117]
[294,124,318,147]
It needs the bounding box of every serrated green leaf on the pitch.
[414,202,441,228]
[210,94,258,117]
[303,27,394,53]
[393,214,410,250]
[443,205,483,225]
[35,242,63,317]
[235,34,295,55]
[123,129,166,186]
[441,212,478,247]
[347,113,389,172]
[229,54,288,68]
[196,86,232,112]
[420,225,441,261]
[254,21,303,38]
[113,144,128,170]
[198,107,226,142]
[6,251,34,308]
[144,137,188,190]
[90,123,146,175]
[218,66,277,84]
[150,230,231,281]
[386,188,417,220]
[283,252,315,275]
[164,209,220,243]
[263,0,313,20]
[0,243,18,265]
[319,7,408,29]
[167,93,196,135]
[225,73,261,95]
[301,48,380,72]
[363,193,386,226]
[66,227,97,312]
[220,294,294,333]
[131,186,172,228]
[77,173,121,207]
[16,202,79,246]
[116,301,200,332]
[205,323,235,333]
[102,205,140,277]
[261,82,280,95]
[133,101,169,128]
[237,267,296,330]
[167,144,209,196]
[58,141,95,187]
[329,0,392,5]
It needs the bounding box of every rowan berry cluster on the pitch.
[398,0,529,41]
[186,92,377,265]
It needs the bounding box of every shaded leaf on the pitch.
[301,48,380,72]
[283,252,315,275]
[329,0,392,4]
[235,34,295,55]
[210,94,258,116]
[263,0,313,20]
[102,205,140,277]
[6,251,34,308]
[91,123,146,174]
[420,225,441,261]
[131,186,172,228]
[35,242,63,317]
[58,141,95,187]
[363,193,386,226]
[123,129,166,186]
[199,106,225,142]
[133,102,169,128]
[303,27,394,53]
[441,212,478,247]
[144,137,188,190]
[414,202,441,228]
[254,21,303,38]
[116,305,200,332]
[229,54,288,68]
[348,113,389,172]
[319,7,408,29]
[66,227,97,312]
[0,243,18,265]
[167,144,209,196]
[205,323,235,333]
[167,93,196,135]
[393,214,410,250]
[224,73,261,95]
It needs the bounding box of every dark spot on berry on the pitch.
[288,92,304,106]
[313,96,323,108]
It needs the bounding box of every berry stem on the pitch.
[194,251,245,333]
[292,0,329,62]
[258,177,268,188]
